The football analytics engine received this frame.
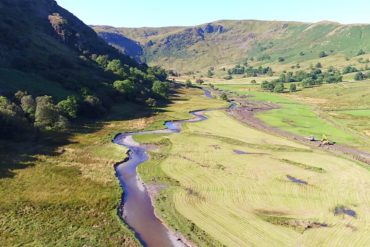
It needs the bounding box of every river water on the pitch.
[113,90,217,247]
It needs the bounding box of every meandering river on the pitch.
[113,90,219,247]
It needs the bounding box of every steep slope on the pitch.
[0,0,142,98]
[93,20,370,72]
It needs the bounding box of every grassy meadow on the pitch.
[215,80,370,152]
[137,109,370,246]
[0,86,226,246]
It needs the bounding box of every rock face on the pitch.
[98,32,144,63]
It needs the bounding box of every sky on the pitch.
[57,0,370,27]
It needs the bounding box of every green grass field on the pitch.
[137,109,370,246]
[215,82,370,151]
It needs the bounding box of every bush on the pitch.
[223,75,232,80]
[354,72,365,81]
[302,78,314,88]
[278,57,285,62]
[185,79,192,88]
[251,80,257,84]
[273,83,285,93]
[342,66,358,74]
[319,51,328,58]
[220,93,228,101]
[357,49,365,56]
[289,84,297,92]
[261,81,274,92]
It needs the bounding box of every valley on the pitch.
[0,1,370,246]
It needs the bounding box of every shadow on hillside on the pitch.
[0,132,77,179]
[0,84,192,179]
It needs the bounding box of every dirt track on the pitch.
[227,98,370,165]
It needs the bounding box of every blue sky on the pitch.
[57,0,370,27]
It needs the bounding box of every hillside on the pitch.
[93,20,370,72]
[0,0,144,99]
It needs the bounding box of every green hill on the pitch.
[93,20,370,73]
[0,0,150,98]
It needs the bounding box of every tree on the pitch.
[354,72,365,81]
[20,95,36,119]
[220,93,228,101]
[274,83,285,93]
[152,81,170,99]
[113,79,136,96]
[302,78,314,88]
[251,80,257,84]
[14,91,28,103]
[289,84,297,92]
[57,96,79,119]
[299,51,305,56]
[0,96,28,138]
[357,49,365,56]
[319,51,328,58]
[207,69,214,77]
[223,75,232,80]
[278,57,285,62]
[315,62,322,68]
[342,66,358,74]
[34,96,66,130]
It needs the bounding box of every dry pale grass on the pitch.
[159,110,370,247]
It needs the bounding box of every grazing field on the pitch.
[215,81,370,151]
[138,109,370,246]
[0,86,226,246]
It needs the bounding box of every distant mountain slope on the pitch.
[0,0,142,98]
[93,20,370,72]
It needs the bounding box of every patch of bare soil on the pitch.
[228,98,370,165]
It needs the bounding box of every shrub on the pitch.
[354,72,365,81]
[273,83,285,93]
[185,79,192,88]
[220,93,228,101]
[357,49,365,56]
[289,84,297,92]
[319,51,328,58]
